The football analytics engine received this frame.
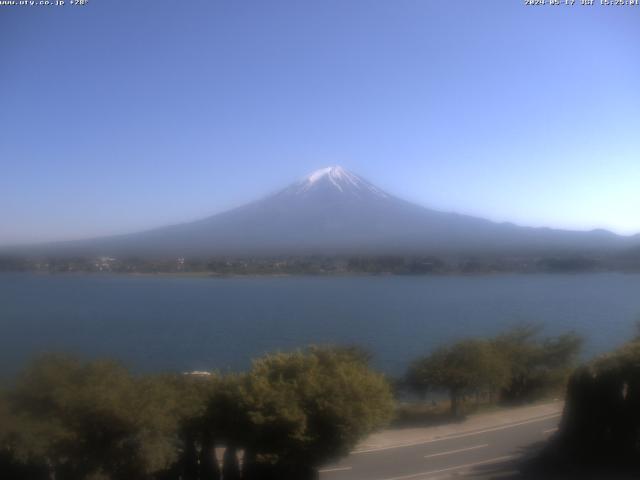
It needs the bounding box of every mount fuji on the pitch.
[23,166,638,257]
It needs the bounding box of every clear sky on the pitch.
[1,0,639,245]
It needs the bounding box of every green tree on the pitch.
[406,339,509,416]
[0,354,218,480]
[134,372,218,480]
[205,346,394,479]
[2,348,391,480]
[493,326,582,403]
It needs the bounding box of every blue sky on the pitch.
[1,1,639,245]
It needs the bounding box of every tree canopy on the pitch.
[0,354,218,480]
[406,339,509,416]
[493,325,583,403]
[1,347,393,480]
[406,327,583,415]
[206,346,394,478]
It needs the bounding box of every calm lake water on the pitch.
[2,273,640,378]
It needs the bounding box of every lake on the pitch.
[2,273,640,378]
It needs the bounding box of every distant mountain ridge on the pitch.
[10,166,640,257]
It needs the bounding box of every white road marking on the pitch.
[380,454,518,480]
[319,466,353,473]
[423,443,489,459]
[353,412,561,454]
[542,427,558,434]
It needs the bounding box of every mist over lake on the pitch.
[2,272,640,378]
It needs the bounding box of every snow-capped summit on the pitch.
[286,166,388,198]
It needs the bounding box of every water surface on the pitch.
[2,273,639,377]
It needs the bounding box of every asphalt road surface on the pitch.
[319,411,561,480]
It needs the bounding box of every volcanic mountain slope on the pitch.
[22,166,639,257]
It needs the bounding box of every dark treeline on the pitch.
[0,347,393,480]
[530,329,640,478]
[0,253,632,276]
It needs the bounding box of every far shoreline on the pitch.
[3,269,640,280]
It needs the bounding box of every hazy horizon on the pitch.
[3,164,640,248]
[2,1,639,246]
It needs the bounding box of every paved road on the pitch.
[319,409,561,480]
